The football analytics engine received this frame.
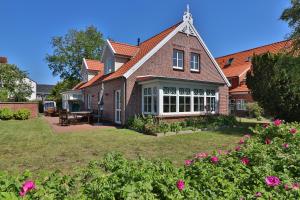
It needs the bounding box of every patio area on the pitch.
[43,116,115,133]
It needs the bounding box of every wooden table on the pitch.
[70,111,92,124]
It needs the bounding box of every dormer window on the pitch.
[105,58,113,74]
[173,49,184,70]
[225,58,234,66]
[245,56,252,62]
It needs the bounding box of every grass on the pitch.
[0,117,248,174]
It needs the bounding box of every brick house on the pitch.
[216,40,291,116]
[65,7,231,125]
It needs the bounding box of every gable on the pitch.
[129,31,227,84]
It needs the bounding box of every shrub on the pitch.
[170,122,182,133]
[158,122,170,133]
[247,102,263,120]
[127,115,145,132]
[1,120,300,198]
[14,109,31,120]
[0,108,14,120]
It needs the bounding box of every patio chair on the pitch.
[59,109,69,126]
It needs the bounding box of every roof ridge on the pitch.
[216,39,291,59]
[109,40,139,48]
[85,59,102,62]
[140,21,182,45]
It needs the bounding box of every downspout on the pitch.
[123,77,127,126]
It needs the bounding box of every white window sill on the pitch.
[172,66,184,70]
[190,69,199,72]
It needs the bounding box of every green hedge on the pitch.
[0,108,30,120]
[1,120,300,199]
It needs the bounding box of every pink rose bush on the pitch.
[1,120,300,199]
[273,119,282,126]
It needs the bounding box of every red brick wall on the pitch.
[83,78,125,123]
[0,102,38,118]
[230,93,253,102]
[126,32,229,118]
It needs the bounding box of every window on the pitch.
[245,56,252,62]
[226,58,234,66]
[143,87,157,114]
[173,49,184,69]
[163,87,177,113]
[194,89,204,112]
[105,58,113,74]
[179,88,191,112]
[206,89,216,112]
[236,99,247,110]
[87,94,92,110]
[190,53,200,71]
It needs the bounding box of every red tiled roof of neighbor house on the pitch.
[103,22,182,82]
[0,57,8,64]
[216,40,292,78]
[109,41,140,57]
[85,59,104,71]
[230,84,250,93]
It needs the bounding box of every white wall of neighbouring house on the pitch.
[24,78,37,101]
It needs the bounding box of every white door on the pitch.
[115,90,121,124]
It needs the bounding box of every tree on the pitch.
[281,0,300,52]
[0,63,33,102]
[45,26,105,81]
[246,53,300,122]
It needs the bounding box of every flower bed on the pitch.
[1,120,300,199]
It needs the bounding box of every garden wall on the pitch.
[0,102,38,118]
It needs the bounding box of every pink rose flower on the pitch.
[273,119,282,126]
[244,134,251,139]
[265,138,271,145]
[176,179,185,191]
[263,123,269,128]
[284,184,290,190]
[184,159,192,166]
[241,157,250,165]
[290,128,297,134]
[239,139,245,144]
[211,156,219,164]
[292,183,300,190]
[19,180,36,197]
[282,143,289,148]
[255,192,262,197]
[235,146,241,151]
[265,176,281,187]
[217,150,223,155]
[195,152,208,159]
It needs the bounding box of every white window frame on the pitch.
[142,86,158,115]
[178,88,191,112]
[162,86,177,113]
[206,89,216,113]
[87,94,92,110]
[172,49,184,70]
[236,99,247,111]
[115,90,121,124]
[190,53,200,72]
[193,89,205,112]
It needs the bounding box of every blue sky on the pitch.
[0,0,291,85]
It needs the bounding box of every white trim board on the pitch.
[123,21,231,87]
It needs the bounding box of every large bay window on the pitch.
[236,99,247,110]
[194,89,205,112]
[163,87,176,113]
[143,87,157,114]
[206,89,216,112]
[179,88,191,112]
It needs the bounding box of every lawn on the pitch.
[0,117,247,173]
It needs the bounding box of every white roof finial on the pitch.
[183,4,193,24]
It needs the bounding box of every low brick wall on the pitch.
[0,102,39,118]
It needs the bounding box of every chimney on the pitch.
[137,38,140,46]
[0,57,8,64]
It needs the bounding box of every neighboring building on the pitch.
[0,56,37,101]
[36,84,55,101]
[216,40,291,116]
[67,6,231,125]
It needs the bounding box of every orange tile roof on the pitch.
[72,82,85,90]
[103,22,181,81]
[229,84,250,93]
[109,41,140,57]
[85,59,104,71]
[216,40,291,77]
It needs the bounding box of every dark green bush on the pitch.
[247,102,263,120]
[0,108,14,120]
[14,109,31,120]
